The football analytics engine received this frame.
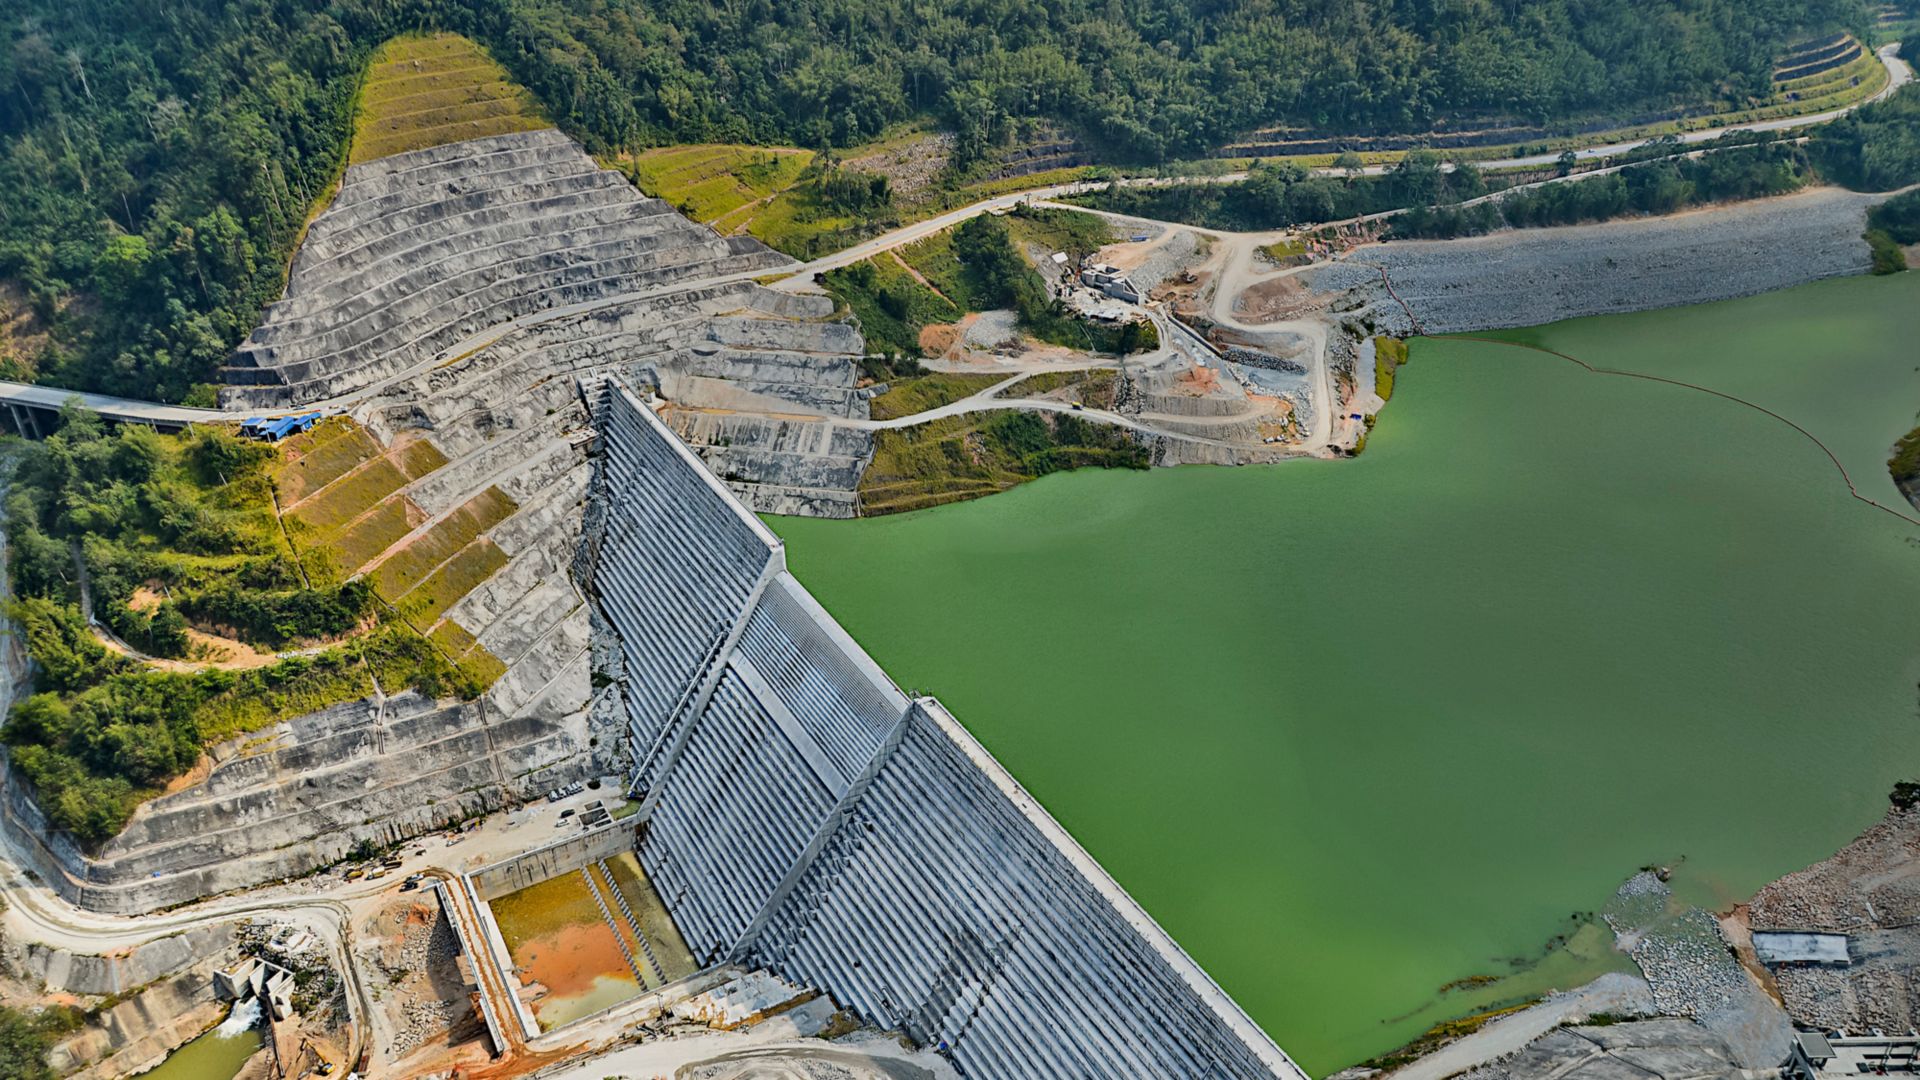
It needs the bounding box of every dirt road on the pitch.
[1385,973,1655,1080]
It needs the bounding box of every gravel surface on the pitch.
[1601,873,1789,1068]
[1749,802,1920,1033]
[377,903,469,1057]
[1129,230,1202,295]
[1314,187,1880,335]
[1456,1017,1740,1080]
[964,309,1021,349]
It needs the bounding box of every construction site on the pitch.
[0,25,1916,1080]
[0,33,1322,1080]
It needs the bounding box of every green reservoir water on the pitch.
[133,1013,262,1080]
[771,272,1920,1075]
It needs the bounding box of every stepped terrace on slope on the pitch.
[222,126,794,409]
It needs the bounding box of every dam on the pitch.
[584,381,1304,1079]
[0,102,1307,1070]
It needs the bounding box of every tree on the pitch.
[0,1006,54,1080]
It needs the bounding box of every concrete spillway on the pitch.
[588,383,1304,1079]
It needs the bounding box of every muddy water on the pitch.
[772,273,1920,1074]
[133,1004,263,1080]
[489,872,641,1030]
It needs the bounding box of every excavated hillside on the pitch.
[0,39,881,913]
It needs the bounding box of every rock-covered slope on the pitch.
[223,129,795,409]
[2,126,880,913]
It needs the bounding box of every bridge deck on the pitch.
[0,380,238,428]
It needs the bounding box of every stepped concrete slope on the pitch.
[223,129,793,408]
[0,130,883,915]
[227,128,878,517]
[587,383,1304,1080]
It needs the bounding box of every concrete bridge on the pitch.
[0,380,231,437]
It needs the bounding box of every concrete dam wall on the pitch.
[589,383,1305,1079]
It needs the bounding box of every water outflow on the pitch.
[215,998,261,1038]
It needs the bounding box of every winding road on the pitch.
[0,40,1910,1076]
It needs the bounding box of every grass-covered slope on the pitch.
[620,144,816,225]
[0,412,499,845]
[350,33,550,165]
[859,410,1149,515]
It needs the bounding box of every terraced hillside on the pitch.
[0,38,888,914]
[350,33,549,166]
[624,144,816,230]
[223,125,796,409]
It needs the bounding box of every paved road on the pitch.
[0,380,231,426]
[4,41,1906,429]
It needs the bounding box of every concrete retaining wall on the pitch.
[470,822,637,900]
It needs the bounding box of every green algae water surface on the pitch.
[771,273,1920,1075]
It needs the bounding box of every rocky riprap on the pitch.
[1318,186,1879,336]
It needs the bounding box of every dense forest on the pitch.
[1072,150,1491,231]
[1076,83,1920,240]
[0,0,1867,402]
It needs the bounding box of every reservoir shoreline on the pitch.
[773,271,1920,1073]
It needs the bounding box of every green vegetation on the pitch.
[824,257,961,358]
[350,33,548,165]
[868,372,1005,421]
[860,408,1149,515]
[897,232,984,310]
[287,458,409,536]
[1004,205,1115,263]
[384,0,1857,166]
[1003,369,1120,407]
[1374,337,1408,401]
[273,421,446,581]
[826,206,1152,362]
[1888,425,1920,494]
[1869,188,1920,244]
[1072,152,1489,232]
[1261,238,1310,265]
[0,412,488,845]
[0,1006,54,1080]
[1810,84,1920,190]
[1867,229,1908,273]
[622,144,816,225]
[1395,138,1814,239]
[273,422,381,504]
[1083,84,1920,240]
[2,411,363,659]
[746,157,896,256]
[950,214,1156,354]
[398,539,507,625]
[0,0,1861,402]
[1866,186,1920,274]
